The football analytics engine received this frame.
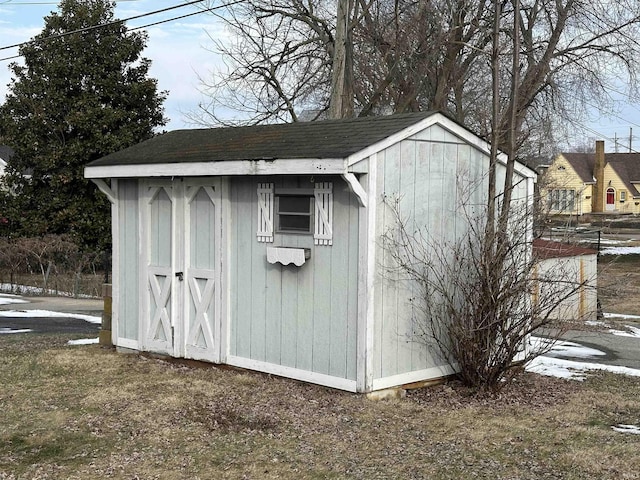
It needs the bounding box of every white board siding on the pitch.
[229,176,359,381]
[372,135,496,381]
[117,179,140,342]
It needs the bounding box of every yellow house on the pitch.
[541,140,640,215]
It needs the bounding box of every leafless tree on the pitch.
[195,0,640,154]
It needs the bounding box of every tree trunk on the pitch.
[328,0,354,119]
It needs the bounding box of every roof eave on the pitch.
[84,157,348,179]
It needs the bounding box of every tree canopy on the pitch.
[0,0,167,250]
[198,0,640,158]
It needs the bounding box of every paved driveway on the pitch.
[0,295,103,336]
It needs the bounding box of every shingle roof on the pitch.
[87,112,438,168]
[533,238,597,259]
[559,152,640,197]
[560,153,595,183]
[605,154,640,197]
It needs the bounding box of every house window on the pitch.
[276,193,314,233]
[549,189,576,212]
[620,190,627,202]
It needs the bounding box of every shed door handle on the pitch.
[175,272,184,281]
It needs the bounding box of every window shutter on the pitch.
[257,183,274,243]
[314,182,333,246]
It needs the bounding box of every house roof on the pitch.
[560,153,595,183]
[87,112,438,168]
[533,238,597,260]
[85,112,537,182]
[559,152,640,196]
[605,154,640,197]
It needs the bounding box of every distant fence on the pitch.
[0,235,110,298]
[539,227,602,254]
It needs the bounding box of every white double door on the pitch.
[142,178,222,363]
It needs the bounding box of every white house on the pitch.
[84,112,537,393]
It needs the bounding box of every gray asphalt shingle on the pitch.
[87,112,437,167]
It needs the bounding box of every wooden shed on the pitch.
[533,239,598,322]
[84,112,536,393]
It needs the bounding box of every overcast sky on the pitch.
[0,0,227,131]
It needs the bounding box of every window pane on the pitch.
[279,214,310,231]
[279,195,310,213]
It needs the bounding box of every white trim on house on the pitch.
[110,179,120,347]
[116,337,139,351]
[85,158,347,179]
[346,113,537,181]
[356,152,378,392]
[227,355,358,392]
[91,179,116,204]
[371,364,458,391]
[341,173,367,208]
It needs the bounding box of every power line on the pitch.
[0,0,206,52]
[0,0,140,4]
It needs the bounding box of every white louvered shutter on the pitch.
[257,183,274,242]
[314,182,333,246]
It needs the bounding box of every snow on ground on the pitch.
[0,327,33,334]
[0,283,95,298]
[612,425,640,435]
[0,293,29,306]
[526,336,640,380]
[585,320,610,327]
[608,325,640,338]
[603,312,640,320]
[600,246,640,255]
[0,309,101,324]
[67,338,99,346]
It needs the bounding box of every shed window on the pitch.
[276,194,314,233]
[258,182,333,244]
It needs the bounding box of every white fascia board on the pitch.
[346,112,537,181]
[84,158,347,179]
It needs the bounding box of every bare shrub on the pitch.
[382,196,595,392]
[0,235,107,297]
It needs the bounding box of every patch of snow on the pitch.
[585,320,610,327]
[526,355,640,380]
[603,312,640,320]
[600,246,640,255]
[612,424,640,435]
[0,309,101,324]
[0,294,28,306]
[530,336,606,359]
[0,327,33,334]
[0,283,96,298]
[67,338,99,346]
[608,325,640,338]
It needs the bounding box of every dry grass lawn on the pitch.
[1,254,640,479]
[1,333,640,479]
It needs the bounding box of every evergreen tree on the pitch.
[0,0,167,250]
